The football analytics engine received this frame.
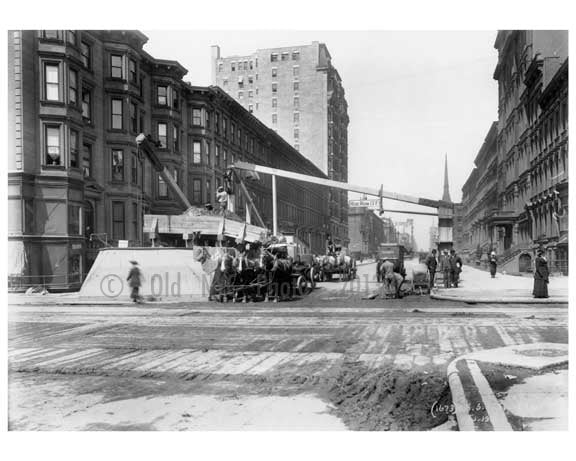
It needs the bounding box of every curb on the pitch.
[430,293,568,304]
[447,343,568,431]
[447,357,513,431]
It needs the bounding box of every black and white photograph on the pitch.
[2,1,574,459]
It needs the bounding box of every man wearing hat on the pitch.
[216,186,228,214]
[489,251,498,278]
[439,249,452,288]
[127,260,142,303]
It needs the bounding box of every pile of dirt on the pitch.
[322,362,452,431]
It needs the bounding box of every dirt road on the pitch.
[8,262,568,430]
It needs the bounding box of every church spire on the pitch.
[442,154,452,203]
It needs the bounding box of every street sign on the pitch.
[348,199,380,209]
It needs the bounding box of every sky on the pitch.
[143,30,499,250]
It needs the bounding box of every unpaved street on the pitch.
[8,263,568,430]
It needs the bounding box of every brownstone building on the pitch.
[460,30,568,273]
[8,30,329,291]
[211,42,350,247]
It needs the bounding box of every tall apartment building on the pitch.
[460,30,568,274]
[211,42,350,247]
[8,30,329,291]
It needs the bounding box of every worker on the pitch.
[216,186,228,214]
[439,249,452,288]
[425,249,438,288]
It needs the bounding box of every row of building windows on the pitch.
[270,51,300,62]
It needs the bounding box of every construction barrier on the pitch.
[78,247,226,301]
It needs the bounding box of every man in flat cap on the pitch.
[127,260,142,303]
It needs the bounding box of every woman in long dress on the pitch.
[489,251,497,278]
[533,250,549,298]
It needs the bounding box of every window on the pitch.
[82,88,91,121]
[294,97,299,109]
[111,55,123,79]
[24,199,35,234]
[139,111,145,134]
[157,85,168,106]
[173,89,179,110]
[248,75,253,84]
[139,76,144,98]
[238,91,244,99]
[112,202,125,240]
[293,112,299,124]
[67,30,77,45]
[294,128,299,139]
[193,141,201,164]
[205,141,211,166]
[271,53,278,62]
[248,90,253,98]
[68,205,81,235]
[249,61,253,70]
[248,104,253,113]
[222,118,227,137]
[206,111,211,129]
[42,30,62,40]
[173,125,179,152]
[69,129,79,168]
[132,203,138,241]
[272,68,277,78]
[45,125,61,165]
[158,175,168,198]
[218,62,223,72]
[272,114,277,124]
[231,62,236,72]
[192,108,202,126]
[111,149,124,181]
[44,63,60,101]
[131,154,138,184]
[292,51,300,60]
[237,128,241,145]
[82,143,92,177]
[293,81,299,92]
[272,98,277,108]
[158,123,167,148]
[215,144,220,165]
[293,66,299,78]
[231,123,235,141]
[223,149,227,165]
[129,59,137,83]
[192,179,201,203]
[206,179,212,202]
[111,98,123,129]
[69,69,78,105]
[272,83,277,94]
[281,52,289,61]
[223,79,228,87]
[80,41,91,69]
[215,113,220,134]
[130,102,137,133]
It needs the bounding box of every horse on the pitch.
[259,248,294,302]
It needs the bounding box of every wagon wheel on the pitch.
[295,275,308,297]
[308,267,316,290]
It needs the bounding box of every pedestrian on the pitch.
[450,249,463,288]
[425,249,438,288]
[216,186,228,214]
[489,251,497,278]
[533,249,549,298]
[127,260,142,303]
[439,249,451,288]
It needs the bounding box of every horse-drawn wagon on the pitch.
[318,246,357,282]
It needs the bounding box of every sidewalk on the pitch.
[447,342,568,431]
[431,264,568,304]
[7,292,203,307]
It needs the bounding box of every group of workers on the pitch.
[425,248,462,289]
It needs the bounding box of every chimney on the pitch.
[210,45,221,84]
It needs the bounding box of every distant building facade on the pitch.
[211,42,350,247]
[428,226,439,252]
[348,206,386,258]
[460,30,568,273]
[8,30,329,291]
